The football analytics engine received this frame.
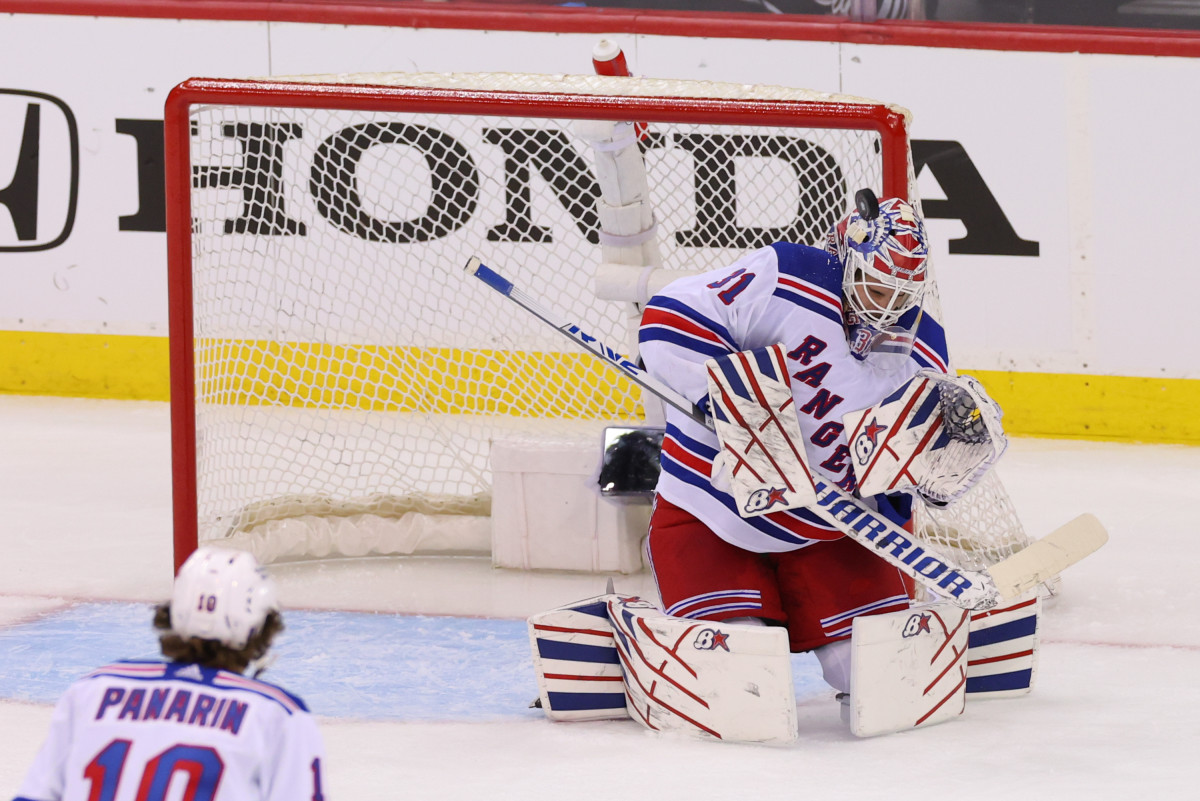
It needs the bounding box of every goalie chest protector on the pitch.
[639,243,950,554]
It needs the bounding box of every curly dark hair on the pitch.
[153,603,284,675]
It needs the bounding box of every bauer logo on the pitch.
[852,418,888,464]
[743,486,788,514]
[901,612,933,637]
[693,628,730,651]
[0,90,79,252]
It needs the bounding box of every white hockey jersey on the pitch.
[13,659,326,801]
[638,242,950,554]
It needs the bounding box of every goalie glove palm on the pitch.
[919,372,1008,504]
[844,370,1008,505]
[939,373,999,444]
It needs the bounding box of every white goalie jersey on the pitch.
[637,242,951,554]
[13,659,326,801]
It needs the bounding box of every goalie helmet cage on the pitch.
[165,71,1031,578]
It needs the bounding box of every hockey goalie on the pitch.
[528,190,1045,739]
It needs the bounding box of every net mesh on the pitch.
[177,72,1036,578]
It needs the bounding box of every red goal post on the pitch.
[164,71,1030,581]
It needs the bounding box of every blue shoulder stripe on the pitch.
[644,294,737,348]
[770,242,842,295]
[639,327,730,359]
[898,306,950,370]
[773,287,844,326]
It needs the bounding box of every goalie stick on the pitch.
[464,256,1107,611]
[466,257,710,428]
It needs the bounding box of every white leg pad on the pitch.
[967,590,1041,698]
[528,593,630,721]
[849,601,970,737]
[608,596,798,744]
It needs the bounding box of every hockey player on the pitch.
[11,547,327,801]
[637,194,949,698]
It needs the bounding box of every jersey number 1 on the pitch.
[85,740,223,801]
[84,739,327,800]
[707,268,754,305]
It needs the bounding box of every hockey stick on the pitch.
[466,257,711,429]
[465,256,1107,610]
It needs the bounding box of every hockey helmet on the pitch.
[170,547,279,650]
[828,192,929,329]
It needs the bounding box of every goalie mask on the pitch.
[828,196,929,331]
[170,547,279,650]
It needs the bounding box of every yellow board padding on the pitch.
[967,369,1200,445]
[1,330,1198,444]
[0,331,642,417]
[195,338,643,416]
[0,330,171,401]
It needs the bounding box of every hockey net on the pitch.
[166,70,1038,581]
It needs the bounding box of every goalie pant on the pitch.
[637,242,950,655]
[648,495,914,653]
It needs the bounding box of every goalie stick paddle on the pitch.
[464,256,1107,610]
[987,513,1107,599]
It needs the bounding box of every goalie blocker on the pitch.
[705,344,817,516]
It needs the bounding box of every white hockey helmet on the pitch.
[170,547,279,651]
[829,191,929,329]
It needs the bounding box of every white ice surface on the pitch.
[1,395,1197,800]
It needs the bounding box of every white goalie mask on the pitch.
[828,195,930,330]
[170,547,279,650]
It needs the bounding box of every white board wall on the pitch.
[0,9,1194,383]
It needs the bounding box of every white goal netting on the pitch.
[168,71,1039,581]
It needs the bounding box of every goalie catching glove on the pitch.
[844,370,1008,505]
